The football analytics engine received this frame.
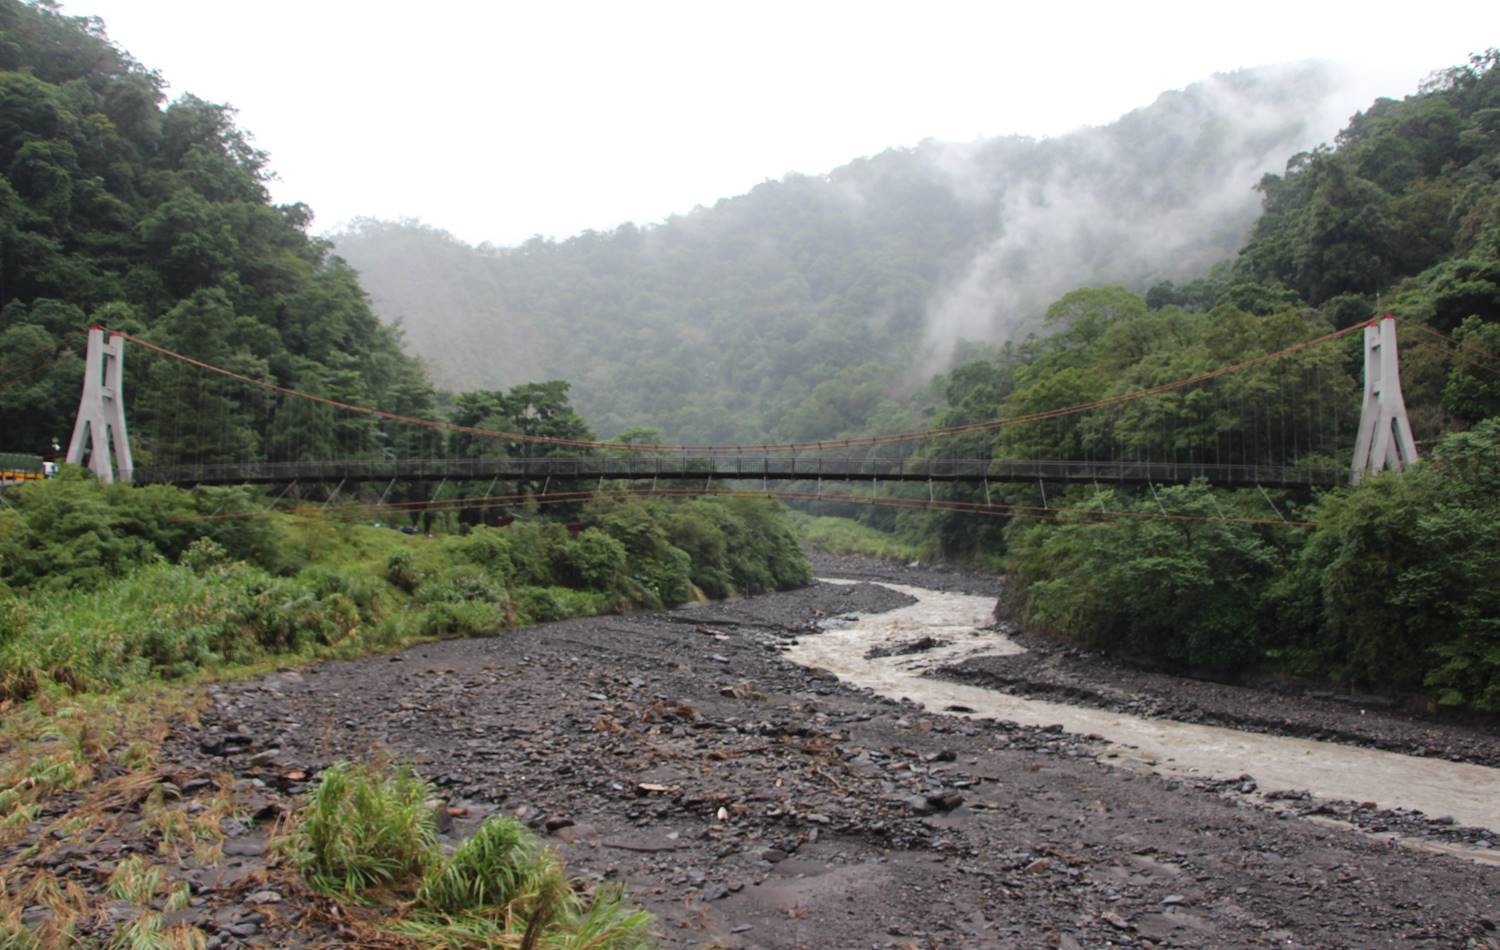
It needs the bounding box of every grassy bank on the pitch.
[0,477,809,703]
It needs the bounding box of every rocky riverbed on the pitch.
[7,555,1499,948]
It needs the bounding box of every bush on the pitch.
[414,565,505,605]
[384,550,420,593]
[515,586,609,624]
[1003,483,1291,669]
[291,760,658,948]
[299,565,388,622]
[290,761,437,898]
[416,816,537,913]
[418,600,510,639]
[585,496,809,603]
[449,526,517,579]
[0,476,286,592]
[1275,420,1500,708]
[790,512,921,562]
[178,537,228,574]
[555,528,627,590]
[499,522,572,586]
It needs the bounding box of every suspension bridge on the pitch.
[5,312,1477,524]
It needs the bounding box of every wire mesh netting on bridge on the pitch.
[23,315,1500,527]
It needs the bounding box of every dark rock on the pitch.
[222,840,265,858]
[926,790,964,812]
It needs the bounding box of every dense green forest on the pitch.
[0,0,436,461]
[926,51,1500,709]
[334,63,1353,444]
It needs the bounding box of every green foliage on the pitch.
[418,600,509,639]
[383,549,419,593]
[1238,50,1500,309]
[416,816,534,913]
[0,558,361,700]
[1003,484,1294,669]
[789,512,922,562]
[450,380,595,459]
[0,475,279,592]
[555,527,626,590]
[290,760,437,899]
[1442,316,1500,422]
[292,761,657,948]
[0,0,437,465]
[0,480,809,699]
[514,586,609,624]
[584,495,809,603]
[1277,421,1500,708]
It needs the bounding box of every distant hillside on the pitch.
[335,64,1362,444]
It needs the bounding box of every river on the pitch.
[787,579,1500,863]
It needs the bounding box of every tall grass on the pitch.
[290,761,437,898]
[290,762,657,949]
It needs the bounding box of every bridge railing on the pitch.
[131,455,1345,489]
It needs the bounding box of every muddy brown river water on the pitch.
[790,579,1500,861]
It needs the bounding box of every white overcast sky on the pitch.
[68,1,1499,248]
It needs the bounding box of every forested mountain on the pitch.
[0,0,436,457]
[335,63,1357,444]
[902,51,1500,709]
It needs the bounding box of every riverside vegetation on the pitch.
[0,472,809,702]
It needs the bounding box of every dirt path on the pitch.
[16,557,1499,947]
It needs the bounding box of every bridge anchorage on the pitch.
[63,314,1421,495]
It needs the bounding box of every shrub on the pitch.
[0,560,365,701]
[414,565,504,605]
[1003,483,1289,669]
[385,550,420,593]
[1276,420,1500,707]
[790,512,921,562]
[418,600,509,639]
[416,816,536,913]
[0,477,286,591]
[515,587,608,624]
[291,760,658,948]
[178,537,228,574]
[500,522,571,586]
[298,565,388,622]
[450,526,517,579]
[290,761,437,898]
[555,528,627,590]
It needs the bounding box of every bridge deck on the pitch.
[129,456,1345,489]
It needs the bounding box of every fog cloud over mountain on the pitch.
[335,63,1391,442]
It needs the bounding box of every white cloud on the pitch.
[72,0,1499,246]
